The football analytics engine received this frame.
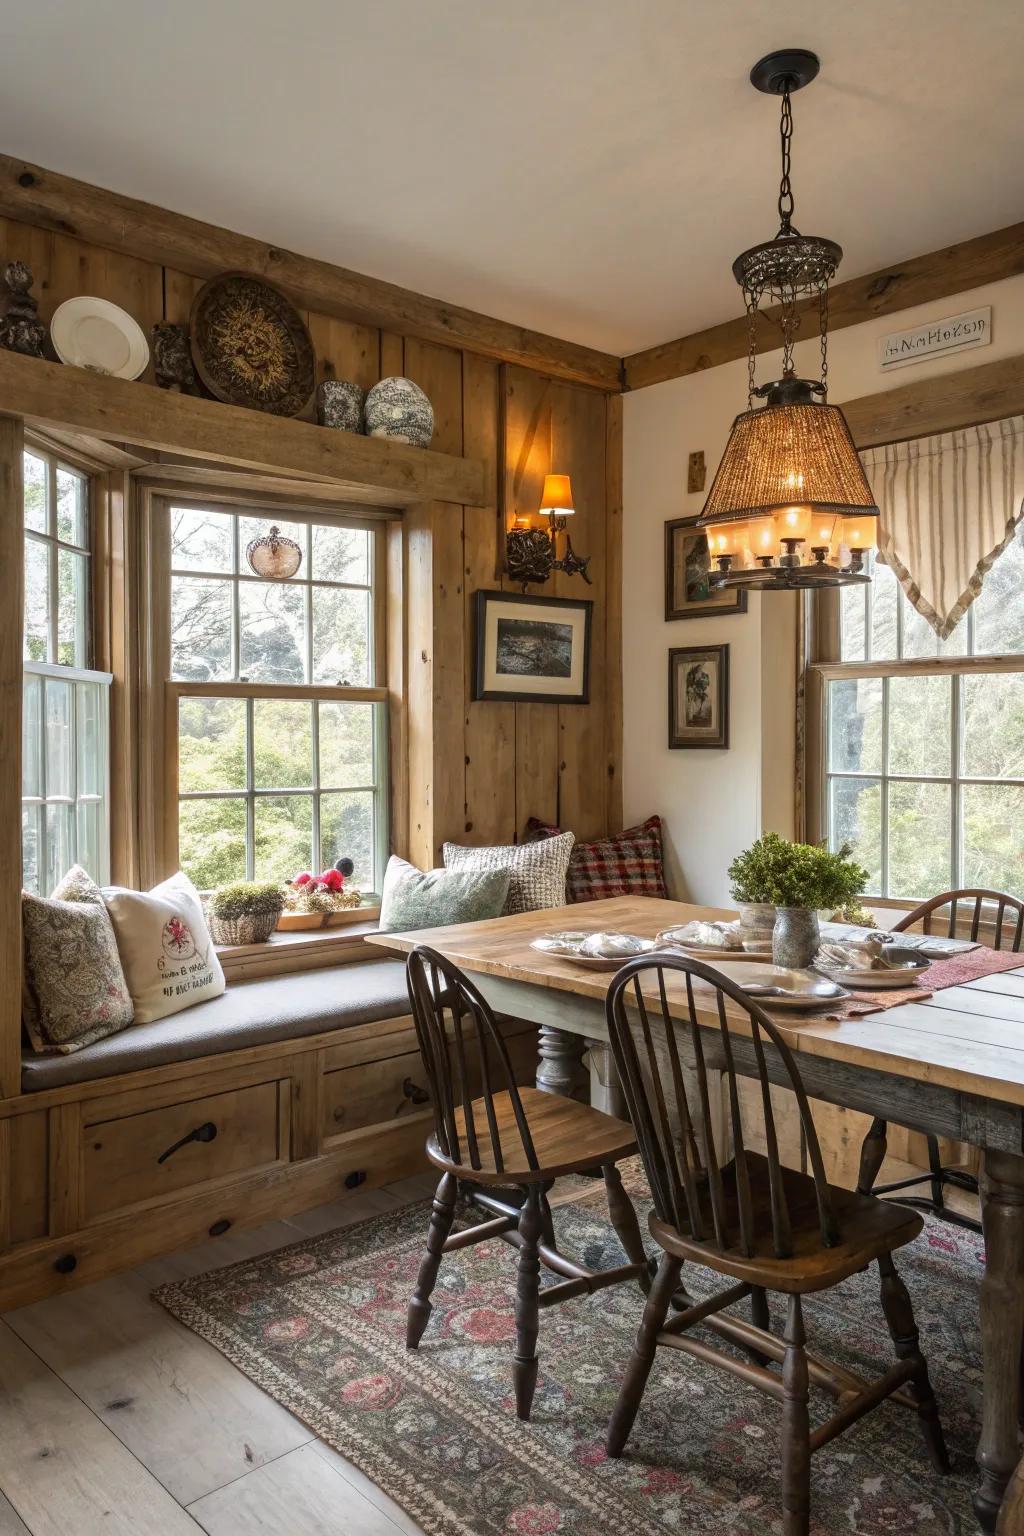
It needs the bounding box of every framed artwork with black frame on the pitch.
[665,514,747,620]
[669,644,729,749]
[473,589,592,704]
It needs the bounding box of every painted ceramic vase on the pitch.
[738,901,776,953]
[364,376,434,447]
[772,907,821,969]
[316,379,366,433]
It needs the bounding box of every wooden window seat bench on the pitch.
[0,956,539,1310]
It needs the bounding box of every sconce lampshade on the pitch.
[539,473,574,516]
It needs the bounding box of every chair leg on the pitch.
[878,1252,949,1473]
[406,1171,458,1349]
[602,1163,651,1293]
[607,1253,682,1457]
[781,1294,811,1536]
[513,1186,543,1421]
[857,1117,888,1195]
[926,1134,947,1214]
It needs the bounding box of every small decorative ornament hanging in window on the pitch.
[245,525,302,580]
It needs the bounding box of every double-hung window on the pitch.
[166,503,388,895]
[21,448,111,893]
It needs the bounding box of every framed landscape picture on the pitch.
[669,644,729,749]
[474,590,592,704]
[665,515,747,620]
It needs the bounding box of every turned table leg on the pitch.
[976,1149,1024,1531]
[536,1024,589,1101]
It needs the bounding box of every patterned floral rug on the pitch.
[155,1170,986,1535]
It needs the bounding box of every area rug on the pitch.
[155,1170,986,1535]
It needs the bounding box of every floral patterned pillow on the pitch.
[22,866,135,1054]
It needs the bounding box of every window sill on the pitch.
[217,910,383,983]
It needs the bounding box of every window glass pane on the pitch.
[869,560,898,661]
[902,599,967,659]
[888,675,951,777]
[178,697,246,793]
[828,678,882,775]
[56,467,86,546]
[318,701,375,787]
[171,506,233,574]
[171,576,233,681]
[24,537,50,663]
[57,548,89,667]
[312,586,370,685]
[888,780,951,900]
[76,682,105,797]
[239,580,306,683]
[972,526,1024,656]
[253,699,313,789]
[23,452,46,533]
[239,516,308,580]
[44,801,74,894]
[312,524,369,585]
[253,795,312,882]
[321,790,374,889]
[961,673,1024,780]
[44,680,74,799]
[839,583,867,662]
[22,674,41,796]
[22,805,40,894]
[76,799,104,884]
[962,784,1024,893]
[179,797,247,890]
[829,777,882,893]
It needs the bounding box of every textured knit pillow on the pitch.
[103,872,225,1024]
[22,865,134,1054]
[442,833,574,915]
[524,815,668,903]
[378,856,511,934]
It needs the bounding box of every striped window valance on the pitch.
[860,415,1024,639]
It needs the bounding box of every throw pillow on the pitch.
[22,865,134,1054]
[103,872,226,1024]
[378,856,511,934]
[442,832,574,915]
[524,815,668,903]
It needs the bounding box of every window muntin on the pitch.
[169,505,386,897]
[23,451,90,669]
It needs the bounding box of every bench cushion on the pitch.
[21,959,410,1093]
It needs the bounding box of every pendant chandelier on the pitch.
[697,50,878,591]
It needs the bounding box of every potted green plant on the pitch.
[207,881,286,945]
[728,833,868,968]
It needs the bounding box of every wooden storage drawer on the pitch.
[83,1080,284,1220]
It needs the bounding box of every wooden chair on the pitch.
[604,953,948,1536]
[856,888,1024,1232]
[404,944,651,1421]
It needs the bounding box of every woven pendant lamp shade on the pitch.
[700,401,879,524]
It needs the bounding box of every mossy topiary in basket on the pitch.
[208,881,286,945]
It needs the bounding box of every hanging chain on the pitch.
[777,84,795,232]
[818,280,829,397]
[745,287,760,407]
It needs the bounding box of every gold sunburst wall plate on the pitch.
[190,271,316,417]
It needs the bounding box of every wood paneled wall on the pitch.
[0,214,622,866]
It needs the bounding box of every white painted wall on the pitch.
[623,273,1024,905]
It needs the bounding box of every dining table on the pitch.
[368,894,1024,1532]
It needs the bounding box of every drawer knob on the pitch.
[402,1077,430,1106]
[344,1170,367,1190]
[157,1121,218,1165]
[54,1254,77,1276]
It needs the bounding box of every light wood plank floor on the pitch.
[0,1176,439,1536]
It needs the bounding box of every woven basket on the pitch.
[209,911,280,946]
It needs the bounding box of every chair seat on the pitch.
[426,1087,637,1183]
[651,1152,923,1294]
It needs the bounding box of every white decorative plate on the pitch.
[706,961,849,1010]
[530,932,658,971]
[50,297,150,379]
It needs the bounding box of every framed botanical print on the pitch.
[665,515,747,620]
[473,590,592,704]
[669,644,729,749]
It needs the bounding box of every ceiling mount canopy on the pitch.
[697,49,879,592]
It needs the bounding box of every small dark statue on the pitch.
[152,321,202,394]
[0,262,46,358]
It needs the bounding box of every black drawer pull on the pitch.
[158,1121,218,1164]
[402,1077,430,1106]
[209,1218,232,1238]
[344,1170,367,1190]
[54,1253,77,1275]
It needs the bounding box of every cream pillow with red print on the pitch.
[103,872,225,1023]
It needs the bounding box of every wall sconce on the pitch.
[505,472,592,589]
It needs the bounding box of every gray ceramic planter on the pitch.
[772,906,821,969]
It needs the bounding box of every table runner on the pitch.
[820,946,1024,1021]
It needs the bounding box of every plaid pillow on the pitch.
[523,815,668,903]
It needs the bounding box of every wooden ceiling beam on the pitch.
[624,222,1024,391]
[0,153,623,393]
[843,353,1024,449]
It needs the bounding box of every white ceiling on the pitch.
[2,0,1022,356]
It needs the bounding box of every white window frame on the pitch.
[22,661,113,893]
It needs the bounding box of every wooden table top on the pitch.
[367,896,1024,1110]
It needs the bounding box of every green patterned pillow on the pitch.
[378,856,511,934]
[22,865,134,1054]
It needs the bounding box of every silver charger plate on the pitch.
[530,931,658,972]
[707,961,849,1009]
[656,927,762,962]
[815,953,930,990]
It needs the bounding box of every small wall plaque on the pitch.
[687,450,706,493]
[878,306,991,372]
